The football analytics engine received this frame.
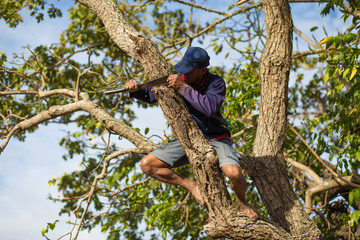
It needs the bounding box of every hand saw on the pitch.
[104,75,169,95]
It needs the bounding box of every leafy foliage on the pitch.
[0,0,62,28]
[1,0,360,239]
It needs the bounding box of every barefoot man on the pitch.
[125,46,258,220]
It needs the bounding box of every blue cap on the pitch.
[174,47,210,74]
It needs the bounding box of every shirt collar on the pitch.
[180,71,208,88]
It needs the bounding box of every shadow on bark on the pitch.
[241,155,321,239]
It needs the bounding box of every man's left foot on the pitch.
[239,202,259,221]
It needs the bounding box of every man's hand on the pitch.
[167,74,184,89]
[125,79,140,92]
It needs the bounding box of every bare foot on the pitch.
[189,183,205,207]
[239,202,259,221]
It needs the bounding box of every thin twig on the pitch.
[284,153,323,185]
[90,134,111,175]
[172,192,191,212]
[172,0,226,16]
[0,67,38,90]
[112,177,151,196]
[50,193,88,202]
[49,44,102,70]
[305,175,355,214]
[47,48,79,72]
[288,123,360,188]
[72,148,148,239]
[293,26,319,49]
[231,123,256,139]
[306,190,328,211]
[167,4,261,48]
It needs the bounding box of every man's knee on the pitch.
[140,154,169,176]
[140,155,154,175]
[222,164,243,182]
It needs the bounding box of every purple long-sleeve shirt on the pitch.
[130,71,230,140]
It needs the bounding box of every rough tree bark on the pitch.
[249,0,321,239]
[77,0,319,239]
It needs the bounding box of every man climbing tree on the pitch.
[125,46,259,221]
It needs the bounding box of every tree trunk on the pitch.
[78,0,318,239]
[251,0,321,239]
[153,88,292,239]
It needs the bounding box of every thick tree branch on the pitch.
[0,90,38,96]
[0,88,77,98]
[250,0,322,238]
[0,97,85,153]
[0,89,155,153]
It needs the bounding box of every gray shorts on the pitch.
[150,138,241,168]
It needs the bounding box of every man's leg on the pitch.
[221,164,259,220]
[140,154,205,206]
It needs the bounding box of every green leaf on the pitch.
[343,68,350,77]
[48,178,58,188]
[324,68,330,83]
[326,36,334,49]
[318,37,329,46]
[334,36,342,48]
[350,67,357,80]
[335,83,344,91]
[144,127,149,135]
[356,152,360,162]
[310,26,318,32]
[41,228,48,236]
[47,220,59,231]
[349,210,360,227]
[349,188,360,206]
[319,52,327,62]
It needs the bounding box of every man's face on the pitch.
[183,67,207,86]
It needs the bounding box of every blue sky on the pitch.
[0,2,109,239]
[0,1,349,240]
